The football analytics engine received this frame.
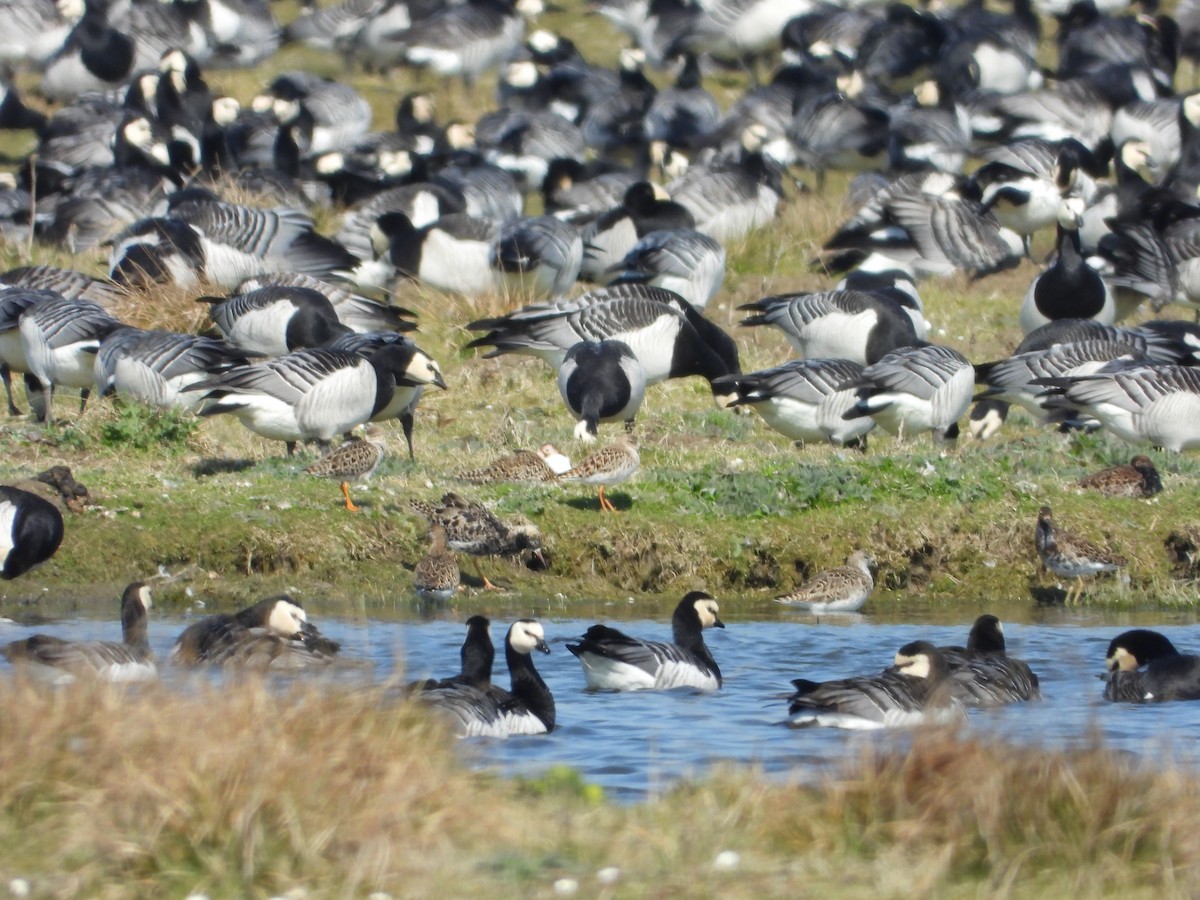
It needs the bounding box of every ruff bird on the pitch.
[775,550,874,613]
[170,595,340,669]
[787,641,965,730]
[1077,455,1163,498]
[1035,506,1127,605]
[559,434,639,512]
[841,344,975,443]
[557,339,646,441]
[186,342,446,456]
[712,359,874,448]
[1104,629,1200,703]
[568,591,724,692]
[941,614,1041,707]
[1,582,155,683]
[413,523,460,606]
[304,425,387,511]
[456,445,569,484]
[416,619,555,737]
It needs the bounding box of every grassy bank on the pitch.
[0,677,1197,899]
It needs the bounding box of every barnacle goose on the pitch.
[409,492,543,589]
[412,523,461,606]
[254,72,372,156]
[408,615,493,689]
[93,326,251,412]
[1,582,155,683]
[365,212,498,296]
[567,591,723,692]
[417,619,554,737]
[712,359,875,448]
[841,343,975,444]
[0,0,77,68]
[0,265,124,307]
[787,91,890,190]
[557,339,646,441]
[579,47,656,155]
[738,290,921,365]
[787,641,966,730]
[482,109,587,194]
[397,0,527,85]
[0,288,62,417]
[336,182,467,264]
[0,485,64,579]
[1035,506,1127,606]
[1020,198,1114,335]
[1104,629,1200,703]
[466,284,740,396]
[1077,454,1162,497]
[887,78,972,175]
[774,550,874,613]
[236,273,417,335]
[200,285,350,357]
[642,53,720,149]
[19,295,123,423]
[40,1,146,102]
[171,595,341,669]
[579,181,694,284]
[490,214,583,300]
[185,342,446,456]
[668,0,811,76]
[836,269,929,339]
[941,615,1040,707]
[605,228,725,312]
[975,138,1097,243]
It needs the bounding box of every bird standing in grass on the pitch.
[1035,506,1127,605]
[559,434,640,512]
[304,425,387,511]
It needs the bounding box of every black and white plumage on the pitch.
[490,215,583,300]
[39,2,148,102]
[605,228,725,312]
[170,595,341,669]
[666,132,783,242]
[0,287,62,417]
[185,342,446,455]
[93,326,251,412]
[466,284,740,395]
[236,274,417,336]
[739,290,920,365]
[941,615,1041,708]
[397,0,526,84]
[1,582,155,683]
[0,265,124,307]
[417,619,555,738]
[1104,629,1200,703]
[201,285,350,357]
[787,640,966,730]
[255,72,373,156]
[1020,198,1113,335]
[408,615,494,689]
[712,359,874,448]
[579,181,695,283]
[365,212,498,296]
[567,591,724,692]
[841,344,975,443]
[557,339,646,441]
[0,485,64,579]
[336,182,467,264]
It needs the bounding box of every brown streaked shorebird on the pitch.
[559,434,640,512]
[1035,506,1127,605]
[774,550,874,613]
[1,582,156,683]
[304,424,387,511]
[456,444,570,484]
[1077,455,1163,499]
[413,523,460,604]
[409,493,544,590]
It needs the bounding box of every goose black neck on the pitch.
[507,646,555,730]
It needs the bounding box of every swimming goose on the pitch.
[775,550,874,613]
[185,342,446,456]
[412,523,460,605]
[557,339,646,441]
[171,595,341,669]
[304,424,387,511]
[93,326,251,412]
[200,285,350,357]
[1035,505,1127,605]
[1103,629,1200,703]
[840,343,975,443]
[558,433,640,513]
[568,591,723,691]
[787,640,965,730]
[579,181,695,283]
[408,615,493,689]
[605,228,725,312]
[1,582,155,683]
[19,295,123,424]
[1020,197,1114,335]
[738,289,920,365]
[490,214,583,300]
[0,485,65,579]
[712,358,874,448]
[1077,454,1163,497]
[941,614,1041,707]
[417,619,554,737]
[466,284,740,395]
[408,492,543,589]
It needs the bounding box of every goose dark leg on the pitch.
[78,388,90,415]
[401,411,415,460]
[0,364,20,415]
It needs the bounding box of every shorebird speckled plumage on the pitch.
[559,434,640,512]
[409,493,544,590]
[775,550,875,613]
[1035,506,1127,605]
[1077,455,1163,499]
[413,523,460,605]
[457,444,570,484]
[304,425,387,511]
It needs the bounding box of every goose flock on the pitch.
[0,0,1198,745]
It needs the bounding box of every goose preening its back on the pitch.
[1104,629,1200,703]
[416,619,555,737]
[170,595,341,669]
[1,582,155,683]
[787,640,966,730]
[941,615,1041,707]
[568,591,724,691]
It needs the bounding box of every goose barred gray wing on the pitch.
[885,194,1023,278]
[237,273,418,334]
[842,343,974,442]
[94,327,251,411]
[490,215,583,300]
[0,266,124,306]
[606,228,725,312]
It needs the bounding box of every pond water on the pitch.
[4,610,1200,801]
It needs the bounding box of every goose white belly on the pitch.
[0,329,27,371]
[753,392,873,444]
[798,309,878,360]
[1134,392,1200,451]
[418,231,495,295]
